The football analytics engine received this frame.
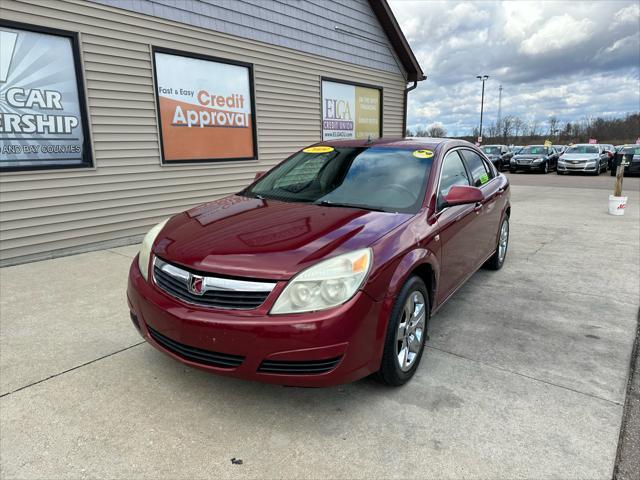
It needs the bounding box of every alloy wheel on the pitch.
[395,291,426,372]
[498,219,509,263]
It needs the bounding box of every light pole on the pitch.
[476,75,489,142]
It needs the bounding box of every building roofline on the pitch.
[368,0,426,83]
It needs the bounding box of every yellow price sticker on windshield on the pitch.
[412,149,434,158]
[303,146,334,154]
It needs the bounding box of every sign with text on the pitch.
[154,50,256,162]
[0,25,90,170]
[322,80,381,141]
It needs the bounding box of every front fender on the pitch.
[384,248,439,303]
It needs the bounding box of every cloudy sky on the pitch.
[388,0,640,136]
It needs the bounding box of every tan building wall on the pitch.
[0,0,409,266]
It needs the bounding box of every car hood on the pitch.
[485,154,499,159]
[561,153,598,161]
[152,195,412,280]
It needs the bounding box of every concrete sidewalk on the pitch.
[1,176,639,479]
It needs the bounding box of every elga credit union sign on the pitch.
[0,24,90,170]
[153,49,257,163]
[322,80,381,141]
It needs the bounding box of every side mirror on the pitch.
[254,171,266,181]
[443,185,484,207]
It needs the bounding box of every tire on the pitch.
[509,168,516,174]
[376,276,429,386]
[484,216,509,270]
[542,162,549,174]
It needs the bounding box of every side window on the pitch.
[438,151,470,209]
[461,149,491,187]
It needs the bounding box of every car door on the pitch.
[460,148,502,254]
[435,150,486,302]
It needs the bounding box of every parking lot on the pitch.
[1,173,639,479]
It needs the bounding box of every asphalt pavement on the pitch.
[1,173,639,479]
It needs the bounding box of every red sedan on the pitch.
[127,138,510,386]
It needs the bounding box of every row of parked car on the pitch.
[480,143,639,176]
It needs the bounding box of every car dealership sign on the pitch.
[322,80,381,141]
[0,25,90,170]
[153,50,256,163]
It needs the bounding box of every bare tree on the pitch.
[513,117,525,138]
[426,124,447,137]
[414,126,428,137]
[526,119,539,137]
[501,115,515,141]
[548,116,559,137]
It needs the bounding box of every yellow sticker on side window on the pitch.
[303,146,335,154]
[479,173,489,184]
[412,149,434,158]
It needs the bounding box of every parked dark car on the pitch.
[611,145,640,176]
[481,145,512,171]
[509,145,559,173]
[601,144,616,170]
[558,144,608,175]
[127,138,511,387]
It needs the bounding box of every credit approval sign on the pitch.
[153,49,256,162]
[321,79,381,141]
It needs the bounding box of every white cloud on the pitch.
[612,3,640,27]
[389,0,640,135]
[520,15,594,55]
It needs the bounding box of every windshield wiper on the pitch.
[314,200,389,213]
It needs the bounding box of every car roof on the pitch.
[315,137,473,151]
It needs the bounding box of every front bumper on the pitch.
[557,161,598,173]
[510,162,545,171]
[127,257,387,387]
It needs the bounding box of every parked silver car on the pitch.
[557,144,608,175]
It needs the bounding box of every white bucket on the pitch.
[608,195,628,216]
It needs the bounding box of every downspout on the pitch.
[402,79,422,137]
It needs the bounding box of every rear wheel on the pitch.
[485,216,509,270]
[376,276,429,386]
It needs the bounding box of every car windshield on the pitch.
[519,146,546,155]
[623,147,640,155]
[242,147,433,213]
[566,145,598,154]
[482,146,501,154]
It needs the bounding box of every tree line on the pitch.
[406,112,639,145]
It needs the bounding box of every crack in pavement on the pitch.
[426,344,624,406]
[0,342,145,399]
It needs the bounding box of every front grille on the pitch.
[147,325,244,369]
[153,257,275,310]
[258,357,343,375]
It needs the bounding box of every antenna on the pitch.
[497,84,503,130]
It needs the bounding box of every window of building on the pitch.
[0,21,92,172]
[153,47,257,163]
[321,78,382,141]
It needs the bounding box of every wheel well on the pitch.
[505,206,511,218]
[410,263,436,312]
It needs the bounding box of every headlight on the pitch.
[138,218,169,281]
[532,158,543,163]
[586,161,596,167]
[271,248,372,314]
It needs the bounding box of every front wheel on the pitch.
[543,162,549,174]
[376,276,429,386]
[484,216,509,270]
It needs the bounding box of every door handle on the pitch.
[474,202,483,213]
[497,188,505,195]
